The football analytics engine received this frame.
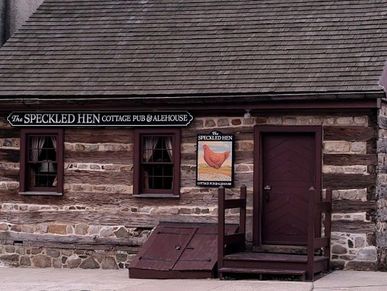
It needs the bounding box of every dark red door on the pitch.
[261,132,316,245]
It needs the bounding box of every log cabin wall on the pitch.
[0,110,379,270]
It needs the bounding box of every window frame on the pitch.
[19,128,64,196]
[133,128,181,198]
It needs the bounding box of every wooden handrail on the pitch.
[306,187,316,281]
[324,188,333,262]
[218,185,247,272]
[306,187,333,280]
[218,186,226,270]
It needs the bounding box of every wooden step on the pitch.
[224,252,327,263]
[253,244,307,255]
[219,267,306,277]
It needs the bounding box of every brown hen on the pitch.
[203,144,230,169]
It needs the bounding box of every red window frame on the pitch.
[133,128,181,197]
[19,128,64,195]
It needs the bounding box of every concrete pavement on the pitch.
[0,268,385,291]
[314,271,387,291]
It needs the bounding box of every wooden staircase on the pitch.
[217,186,332,281]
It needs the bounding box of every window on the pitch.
[19,129,64,195]
[134,129,180,197]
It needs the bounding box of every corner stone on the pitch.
[47,224,67,235]
[31,254,51,268]
[101,257,118,269]
[332,244,347,255]
[346,261,377,271]
[74,223,89,235]
[356,247,377,262]
[0,223,8,231]
[0,254,19,265]
[67,254,81,268]
[46,249,60,258]
[20,256,31,266]
[114,227,129,239]
[79,257,100,269]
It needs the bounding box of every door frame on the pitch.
[253,125,322,247]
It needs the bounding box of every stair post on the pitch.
[306,186,316,281]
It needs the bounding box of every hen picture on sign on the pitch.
[196,131,234,187]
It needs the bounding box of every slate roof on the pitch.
[0,0,386,97]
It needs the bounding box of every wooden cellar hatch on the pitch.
[129,222,238,279]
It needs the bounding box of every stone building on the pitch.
[0,0,386,277]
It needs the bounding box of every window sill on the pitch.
[19,191,63,196]
[133,194,179,199]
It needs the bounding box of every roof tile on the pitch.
[0,0,386,97]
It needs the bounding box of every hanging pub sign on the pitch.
[196,131,234,187]
[7,111,193,127]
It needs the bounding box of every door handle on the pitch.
[264,185,271,202]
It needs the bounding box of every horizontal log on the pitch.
[65,128,134,143]
[0,231,143,247]
[0,168,19,180]
[0,128,19,138]
[323,154,377,166]
[367,139,377,154]
[65,150,133,163]
[323,174,375,189]
[324,126,375,142]
[332,200,376,213]
[0,186,220,208]
[65,171,133,185]
[18,241,140,251]
[331,221,375,233]
[0,210,224,227]
[0,148,20,163]
[234,172,254,185]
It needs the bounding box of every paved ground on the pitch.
[0,268,386,291]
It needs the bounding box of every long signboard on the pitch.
[7,111,193,127]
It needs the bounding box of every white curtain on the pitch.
[31,137,45,161]
[50,136,58,186]
[50,136,57,151]
[165,137,173,161]
[143,136,159,162]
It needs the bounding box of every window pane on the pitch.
[142,136,173,163]
[27,135,57,189]
[142,164,173,190]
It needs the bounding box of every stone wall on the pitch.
[0,111,379,269]
[377,101,387,270]
[0,220,148,269]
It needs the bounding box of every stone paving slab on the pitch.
[0,268,312,291]
[1,268,387,291]
[313,271,387,291]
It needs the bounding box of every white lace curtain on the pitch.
[31,136,57,161]
[31,137,45,161]
[143,136,173,162]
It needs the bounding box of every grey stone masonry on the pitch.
[377,101,387,270]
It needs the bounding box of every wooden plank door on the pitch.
[261,132,316,245]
